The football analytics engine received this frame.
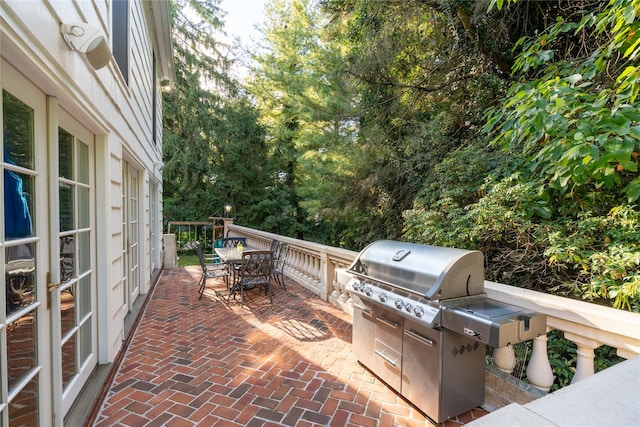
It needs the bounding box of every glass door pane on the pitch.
[2,89,40,426]
[57,126,95,412]
[127,166,140,307]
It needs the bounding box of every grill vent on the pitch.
[451,341,482,357]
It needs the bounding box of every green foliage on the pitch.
[247,0,360,242]
[406,167,640,308]
[163,0,231,221]
[546,205,640,311]
[163,0,275,229]
[475,0,640,310]
[314,0,511,248]
[546,330,577,391]
[161,0,640,313]
[485,0,640,203]
[405,173,559,290]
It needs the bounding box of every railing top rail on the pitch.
[229,224,358,260]
[168,221,213,226]
[485,281,640,341]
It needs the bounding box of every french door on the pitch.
[1,64,46,427]
[54,112,97,417]
[1,61,97,426]
[122,163,140,312]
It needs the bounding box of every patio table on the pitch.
[214,246,258,263]
[215,246,273,300]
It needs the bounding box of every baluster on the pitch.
[334,268,352,305]
[493,344,517,374]
[565,333,600,383]
[313,256,321,286]
[331,280,341,299]
[302,253,310,281]
[305,254,313,282]
[294,250,304,279]
[310,256,318,287]
[527,332,554,392]
[307,254,314,282]
[338,280,349,303]
[320,254,329,299]
[331,261,343,300]
[289,249,300,277]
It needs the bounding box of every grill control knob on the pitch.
[364,286,373,297]
[414,306,424,318]
[378,292,387,303]
[404,302,413,312]
[395,298,403,309]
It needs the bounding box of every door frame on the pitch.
[54,107,98,416]
[122,161,142,313]
[2,59,99,426]
[1,59,52,426]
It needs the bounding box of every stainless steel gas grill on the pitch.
[346,240,546,423]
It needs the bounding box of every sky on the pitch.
[218,0,270,77]
[219,0,269,47]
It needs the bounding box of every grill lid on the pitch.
[347,240,484,300]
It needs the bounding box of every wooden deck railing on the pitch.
[221,223,640,395]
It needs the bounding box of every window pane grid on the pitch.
[57,128,93,403]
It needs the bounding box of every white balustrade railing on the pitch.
[226,224,640,394]
[227,225,355,301]
[484,281,640,391]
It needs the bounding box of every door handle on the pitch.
[374,349,399,367]
[405,329,434,346]
[47,272,62,309]
[353,303,372,316]
[375,314,399,329]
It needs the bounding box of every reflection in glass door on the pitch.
[57,126,96,414]
[128,169,139,306]
[122,163,140,312]
[2,89,41,426]
[121,166,128,313]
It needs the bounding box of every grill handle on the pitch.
[374,349,399,367]
[353,304,373,316]
[376,314,399,329]
[405,329,434,347]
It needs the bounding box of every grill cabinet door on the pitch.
[402,319,443,421]
[352,302,376,372]
[403,318,486,423]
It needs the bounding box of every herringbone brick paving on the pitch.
[93,266,488,426]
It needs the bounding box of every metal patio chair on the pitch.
[219,237,247,248]
[195,241,229,300]
[271,242,289,290]
[270,239,280,253]
[228,250,273,305]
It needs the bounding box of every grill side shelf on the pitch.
[441,297,547,348]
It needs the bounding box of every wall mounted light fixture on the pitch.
[60,23,112,70]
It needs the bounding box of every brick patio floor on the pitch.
[92,266,488,426]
